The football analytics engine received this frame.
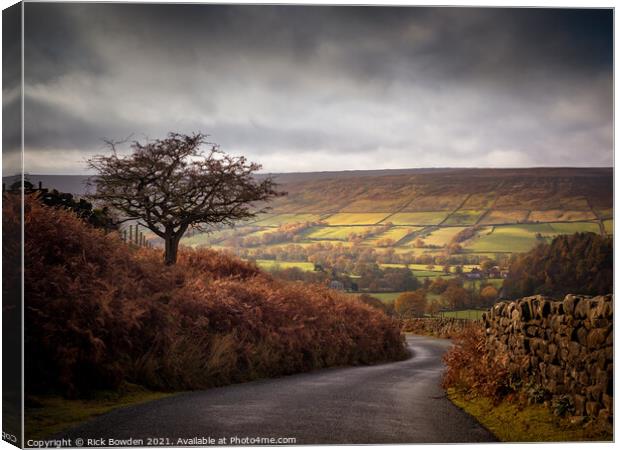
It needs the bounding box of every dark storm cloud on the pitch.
[3,3,22,176]
[21,4,613,173]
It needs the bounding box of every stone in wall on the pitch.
[483,294,612,429]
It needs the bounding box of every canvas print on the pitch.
[1,2,614,447]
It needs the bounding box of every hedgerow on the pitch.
[16,194,407,396]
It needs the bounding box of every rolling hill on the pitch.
[17,167,614,261]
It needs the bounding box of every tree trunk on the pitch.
[164,234,181,265]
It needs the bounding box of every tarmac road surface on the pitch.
[53,335,496,445]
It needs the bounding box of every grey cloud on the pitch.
[21,4,613,174]
[3,3,22,176]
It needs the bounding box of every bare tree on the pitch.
[87,132,282,265]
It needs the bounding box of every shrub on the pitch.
[442,325,511,400]
[552,395,575,417]
[394,290,427,318]
[15,194,407,397]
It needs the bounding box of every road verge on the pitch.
[447,389,611,441]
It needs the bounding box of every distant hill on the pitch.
[13,168,613,215]
[7,174,94,195]
[264,167,613,214]
[16,167,614,273]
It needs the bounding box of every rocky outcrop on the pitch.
[483,294,613,427]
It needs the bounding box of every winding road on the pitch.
[55,336,496,445]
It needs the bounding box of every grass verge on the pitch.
[447,389,612,442]
[25,383,176,440]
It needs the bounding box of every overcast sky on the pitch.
[16,4,613,174]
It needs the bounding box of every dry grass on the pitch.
[478,209,530,225]
[529,210,596,222]
[441,325,511,400]
[26,383,174,440]
[447,389,611,442]
[16,194,408,398]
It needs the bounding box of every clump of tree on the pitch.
[441,283,472,310]
[356,264,420,292]
[268,266,330,285]
[7,181,118,232]
[451,226,479,244]
[358,293,395,316]
[88,133,282,264]
[394,290,427,318]
[428,277,454,295]
[233,240,503,270]
[479,285,499,304]
[375,237,395,248]
[428,277,473,309]
[39,189,119,232]
[503,232,612,299]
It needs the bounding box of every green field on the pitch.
[479,210,530,225]
[323,213,390,225]
[256,240,353,250]
[603,219,614,235]
[181,228,241,247]
[350,292,401,302]
[383,212,449,226]
[384,266,449,278]
[464,220,607,254]
[364,226,422,244]
[253,213,323,226]
[379,263,478,274]
[408,263,479,273]
[419,226,468,247]
[598,209,614,220]
[549,221,600,235]
[465,224,555,253]
[377,263,489,282]
[529,209,596,222]
[443,209,485,226]
[462,278,504,292]
[244,228,279,238]
[306,226,368,240]
[255,260,316,271]
[412,271,452,279]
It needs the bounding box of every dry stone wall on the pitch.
[483,294,613,423]
[401,317,475,338]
